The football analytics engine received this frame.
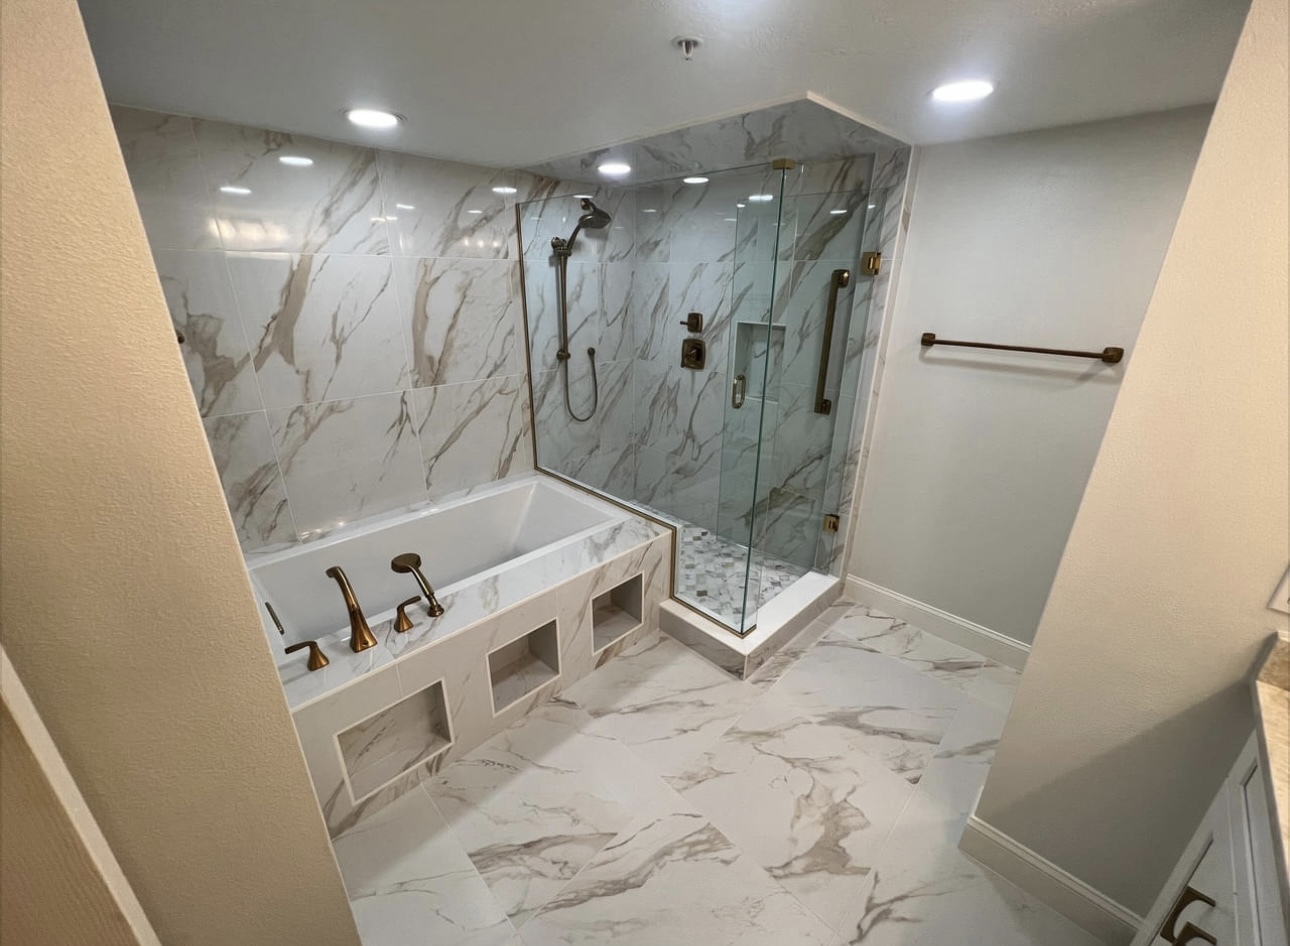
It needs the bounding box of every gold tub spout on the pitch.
[325,565,378,652]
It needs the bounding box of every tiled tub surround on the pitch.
[111,105,557,551]
[264,475,670,837]
[331,600,1099,946]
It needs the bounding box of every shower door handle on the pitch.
[731,374,746,409]
[814,268,851,415]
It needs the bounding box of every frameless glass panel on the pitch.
[750,157,881,613]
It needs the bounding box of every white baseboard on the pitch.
[843,576,1030,669]
[960,813,1141,945]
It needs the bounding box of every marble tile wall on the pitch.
[113,105,554,550]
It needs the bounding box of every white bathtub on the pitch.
[249,476,626,648]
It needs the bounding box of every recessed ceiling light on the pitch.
[219,185,252,195]
[492,185,518,195]
[829,209,848,215]
[641,208,658,214]
[683,176,709,184]
[466,209,484,215]
[867,204,876,209]
[597,162,631,177]
[931,79,995,103]
[396,203,415,210]
[278,155,313,167]
[723,217,737,222]
[736,203,746,208]
[574,194,594,199]
[345,108,402,129]
[748,194,774,202]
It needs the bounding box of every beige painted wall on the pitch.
[977,0,1288,915]
[0,0,361,942]
[848,108,1210,645]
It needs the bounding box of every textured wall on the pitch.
[977,0,1288,913]
[0,1,360,943]
[848,107,1211,644]
[112,106,548,549]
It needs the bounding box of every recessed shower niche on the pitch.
[337,681,452,802]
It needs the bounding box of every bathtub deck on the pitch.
[332,600,1099,946]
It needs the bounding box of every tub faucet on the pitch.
[325,566,378,652]
[390,553,446,617]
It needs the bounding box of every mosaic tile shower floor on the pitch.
[332,601,1100,946]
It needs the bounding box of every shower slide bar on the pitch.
[920,332,1125,365]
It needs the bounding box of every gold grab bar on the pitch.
[920,332,1124,364]
[814,269,851,414]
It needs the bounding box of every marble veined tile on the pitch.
[153,250,260,417]
[669,691,915,937]
[521,787,843,946]
[378,151,519,259]
[269,392,426,539]
[562,633,759,777]
[194,119,388,255]
[772,632,966,783]
[394,257,520,387]
[333,787,517,946]
[829,606,988,692]
[848,782,1101,946]
[228,252,408,409]
[110,106,219,251]
[426,699,666,928]
[969,662,1023,715]
[412,376,533,501]
[202,411,295,550]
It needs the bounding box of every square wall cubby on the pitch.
[592,574,643,653]
[489,620,560,715]
[337,681,452,802]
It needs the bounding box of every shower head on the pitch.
[554,198,613,256]
[577,198,612,231]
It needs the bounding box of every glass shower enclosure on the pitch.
[519,157,881,634]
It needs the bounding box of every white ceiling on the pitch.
[78,0,1248,169]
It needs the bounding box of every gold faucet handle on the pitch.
[285,640,330,672]
[394,596,422,633]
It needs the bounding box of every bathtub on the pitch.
[249,476,627,648]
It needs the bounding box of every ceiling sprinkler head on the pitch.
[673,36,703,61]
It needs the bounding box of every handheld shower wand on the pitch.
[550,198,612,422]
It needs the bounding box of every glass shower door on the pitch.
[712,165,790,632]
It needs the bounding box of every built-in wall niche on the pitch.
[592,574,643,653]
[337,681,452,802]
[488,620,560,714]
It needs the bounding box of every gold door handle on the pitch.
[284,640,330,672]
[731,374,746,409]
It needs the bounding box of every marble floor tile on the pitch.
[560,633,760,777]
[847,787,1101,946]
[425,699,667,928]
[744,611,839,691]
[333,787,517,946]
[968,661,1024,715]
[669,691,915,936]
[829,605,987,692]
[520,788,844,946]
[771,632,966,783]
